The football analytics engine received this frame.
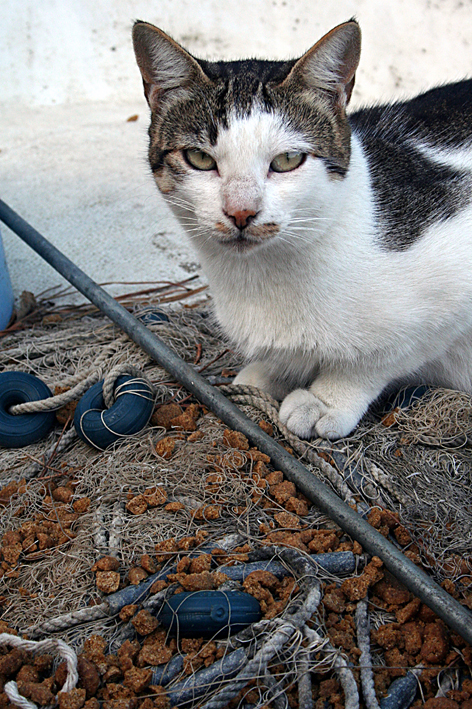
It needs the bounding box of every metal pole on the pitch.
[1,198,471,644]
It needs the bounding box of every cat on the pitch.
[133,19,472,441]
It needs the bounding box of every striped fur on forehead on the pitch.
[147,57,297,151]
[147,58,352,177]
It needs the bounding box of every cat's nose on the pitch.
[225,209,257,230]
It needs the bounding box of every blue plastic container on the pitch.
[0,228,14,330]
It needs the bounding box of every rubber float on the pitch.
[74,375,155,450]
[0,371,56,448]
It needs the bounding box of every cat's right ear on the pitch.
[132,22,207,110]
[281,20,361,110]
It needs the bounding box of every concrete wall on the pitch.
[2,0,472,107]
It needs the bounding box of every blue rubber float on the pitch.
[0,371,56,448]
[137,310,169,325]
[157,590,262,638]
[380,671,418,709]
[389,385,430,410]
[74,375,154,450]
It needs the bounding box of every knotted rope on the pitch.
[7,361,155,480]
[200,584,322,709]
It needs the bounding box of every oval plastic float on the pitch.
[0,371,56,448]
[74,375,154,450]
[389,385,430,409]
[137,310,169,325]
[157,590,262,638]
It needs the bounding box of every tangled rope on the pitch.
[6,360,155,478]
[5,311,406,509]
[1,634,78,709]
[8,332,131,415]
[220,384,355,502]
[195,544,359,709]
[201,584,322,709]
[10,360,153,416]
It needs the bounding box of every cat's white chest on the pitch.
[205,246,342,360]
[215,279,312,355]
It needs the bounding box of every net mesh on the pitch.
[0,279,471,708]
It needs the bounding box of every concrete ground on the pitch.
[1,0,471,306]
[0,100,200,304]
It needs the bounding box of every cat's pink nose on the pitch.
[225,209,257,229]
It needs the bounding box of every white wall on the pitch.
[2,0,472,108]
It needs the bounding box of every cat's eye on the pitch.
[184,149,217,171]
[270,152,305,173]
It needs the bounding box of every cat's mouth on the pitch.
[218,234,260,252]
[215,222,280,251]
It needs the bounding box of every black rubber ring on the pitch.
[74,375,154,450]
[0,371,56,448]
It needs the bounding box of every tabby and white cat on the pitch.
[133,19,472,441]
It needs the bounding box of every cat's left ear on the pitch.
[282,20,361,109]
[132,21,209,111]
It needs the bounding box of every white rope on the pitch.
[9,337,153,416]
[4,683,36,709]
[7,332,129,416]
[102,364,155,409]
[1,634,78,709]
[355,598,380,709]
[305,626,360,709]
[297,646,314,709]
[10,371,102,415]
[25,603,109,639]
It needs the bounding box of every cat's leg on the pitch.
[233,361,291,400]
[279,369,386,440]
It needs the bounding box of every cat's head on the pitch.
[133,20,361,254]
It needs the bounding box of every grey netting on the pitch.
[0,280,471,707]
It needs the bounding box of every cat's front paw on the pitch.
[279,389,328,439]
[279,389,357,441]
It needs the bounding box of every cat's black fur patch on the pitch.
[198,58,296,86]
[197,58,296,126]
[350,80,472,250]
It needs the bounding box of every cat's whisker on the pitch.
[169,214,200,223]
[280,233,315,245]
[164,197,196,211]
[285,227,323,236]
[182,226,207,235]
[285,224,325,235]
[289,217,331,224]
[289,215,330,220]
[173,217,199,226]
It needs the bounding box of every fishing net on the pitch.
[0,279,471,709]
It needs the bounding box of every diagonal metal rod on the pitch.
[1,197,471,645]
